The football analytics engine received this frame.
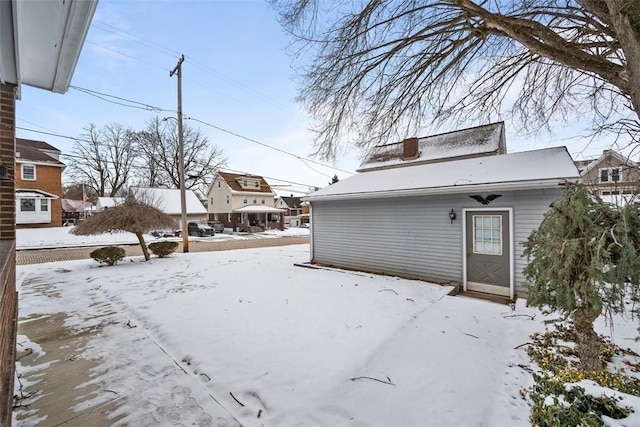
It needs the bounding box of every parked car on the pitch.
[208,220,225,233]
[150,229,179,238]
[187,221,215,237]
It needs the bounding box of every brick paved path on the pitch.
[17,236,310,265]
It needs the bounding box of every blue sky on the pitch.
[15,0,631,195]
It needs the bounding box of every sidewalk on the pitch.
[17,235,309,265]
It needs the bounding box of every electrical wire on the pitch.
[186,116,353,175]
[27,83,355,177]
[15,126,327,190]
[70,86,172,113]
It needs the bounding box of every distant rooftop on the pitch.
[358,122,506,172]
[16,138,64,165]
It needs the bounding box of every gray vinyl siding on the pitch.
[310,187,564,295]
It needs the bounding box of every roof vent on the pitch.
[402,137,419,160]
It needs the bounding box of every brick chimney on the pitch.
[402,137,419,160]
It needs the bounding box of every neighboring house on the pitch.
[15,138,65,228]
[207,172,283,230]
[95,197,125,211]
[305,123,580,299]
[0,1,98,423]
[575,149,639,197]
[61,199,94,224]
[274,195,305,227]
[130,187,208,226]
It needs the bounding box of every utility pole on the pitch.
[170,54,189,253]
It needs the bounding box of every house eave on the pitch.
[229,190,275,197]
[1,0,98,96]
[306,178,578,203]
[16,159,65,168]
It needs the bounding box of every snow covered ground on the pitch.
[13,228,640,426]
[16,225,310,249]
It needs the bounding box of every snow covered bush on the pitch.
[90,246,126,266]
[148,241,179,258]
[522,321,640,427]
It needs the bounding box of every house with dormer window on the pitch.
[15,138,65,228]
[207,171,283,230]
[574,149,640,198]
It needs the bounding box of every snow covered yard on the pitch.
[13,239,640,426]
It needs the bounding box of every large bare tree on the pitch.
[67,123,139,197]
[135,117,226,193]
[272,0,640,158]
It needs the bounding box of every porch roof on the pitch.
[16,189,58,199]
[233,205,285,213]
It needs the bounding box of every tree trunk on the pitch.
[136,232,151,261]
[573,306,604,371]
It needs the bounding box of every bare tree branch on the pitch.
[67,123,139,197]
[135,117,226,195]
[272,0,640,159]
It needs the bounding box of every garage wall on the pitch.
[310,187,564,294]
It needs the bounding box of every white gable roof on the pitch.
[308,147,580,201]
[131,187,207,215]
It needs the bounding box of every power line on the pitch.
[88,22,285,112]
[28,83,355,176]
[70,86,172,113]
[186,116,353,175]
[15,126,327,190]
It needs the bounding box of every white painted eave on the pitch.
[1,0,98,95]
[306,178,580,203]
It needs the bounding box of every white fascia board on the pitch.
[16,159,65,168]
[306,178,578,202]
[52,0,98,93]
[16,188,59,199]
[0,0,18,88]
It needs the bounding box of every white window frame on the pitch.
[21,164,36,181]
[471,214,503,256]
[599,167,622,183]
[40,199,49,212]
[20,198,36,212]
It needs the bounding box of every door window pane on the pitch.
[472,214,502,255]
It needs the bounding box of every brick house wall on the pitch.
[15,162,63,228]
[0,83,18,426]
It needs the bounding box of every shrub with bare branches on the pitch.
[71,194,177,261]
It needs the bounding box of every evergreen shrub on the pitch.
[90,246,126,266]
[148,241,179,258]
